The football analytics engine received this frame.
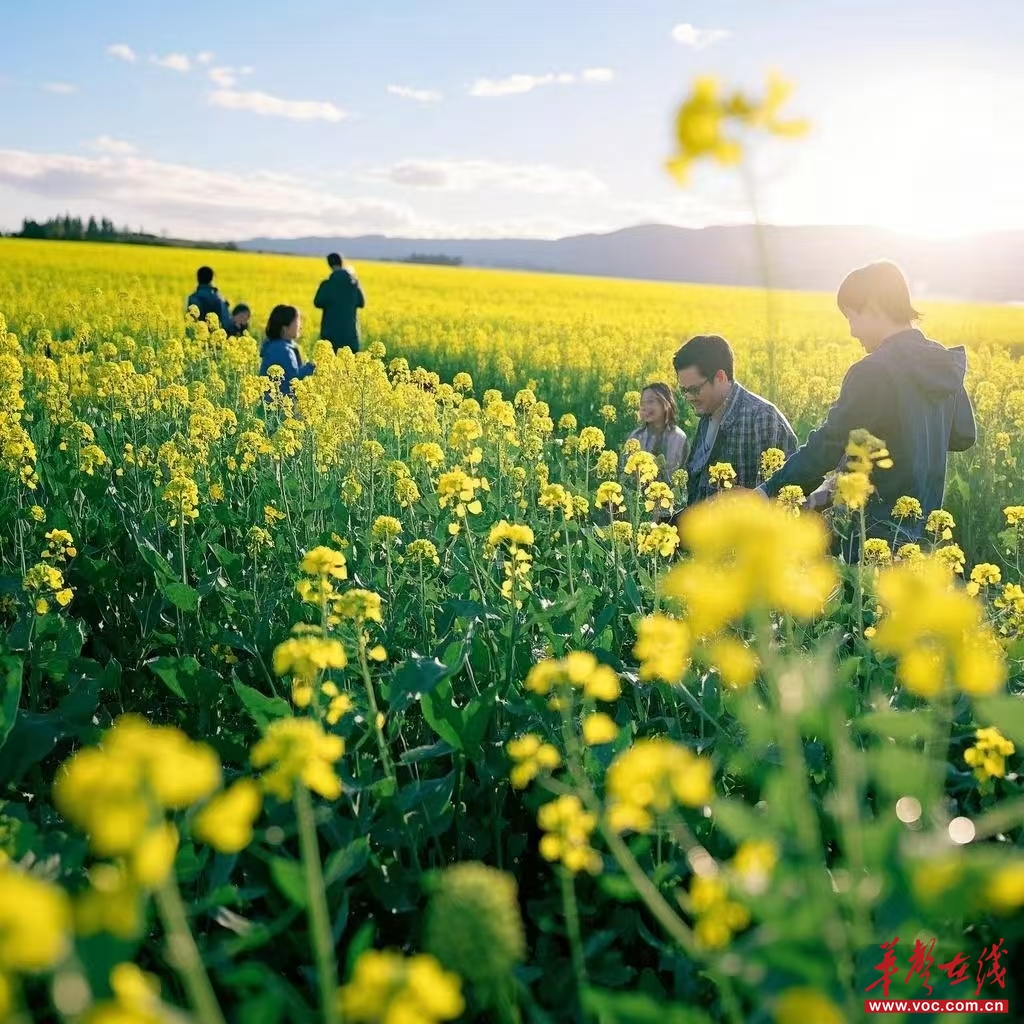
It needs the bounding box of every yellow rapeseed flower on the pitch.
[537,795,602,875]
[605,738,714,832]
[634,614,691,684]
[581,712,619,746]
[251,718,344,801]
[192,779,263,854]
[870,558,1006,698]
[338,950,464,1024]
[964,726,1015,783]
[0,864,71,971]
[664,491,836,637]
[506,734,561,789]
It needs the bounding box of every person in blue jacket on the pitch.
[759,260,976,557]
[258,305,315,399]
[186,266,233,332]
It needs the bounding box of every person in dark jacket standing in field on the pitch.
[313,253,365,353]
[186,266,233,332]
[759,260,977,553]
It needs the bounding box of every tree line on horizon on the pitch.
[7,214,238,251]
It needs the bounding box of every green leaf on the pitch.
[581,987,713,1024]
[386,655,452,705]
[233,681,291,731]
[269,857,308,908]
[867,745,931,798]
[711,797,770,843]
[0,655,23,751]
[343,920,376,980]
[161,581,200,613]
[0,711,65,786]
[857,710,938,742]
[148,655,200,702]
[324,838,370,888]
[210,542,243,575]
[973,695,1024,746]
[420,681,465,751]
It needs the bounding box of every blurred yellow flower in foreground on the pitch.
[667,72,809,183]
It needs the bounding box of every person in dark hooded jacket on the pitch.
[760,260,976,552]
[313,253,365,353]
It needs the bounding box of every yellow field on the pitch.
[2,237,1024,1023]
[3,238,1023,428]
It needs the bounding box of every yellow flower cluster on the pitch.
[605,738,714,832]
[667,72,808,183]
[664,491,837,637]
[964,726,1015,783]
[760,447,786,478]
[537,795,602,875]
[634,613,691,684]
[870,558,1006,698]
[525,651,621,704]
[506,734,561,789]
[708,461,736,489]
[636,522,679,558]
[23,561,74,615]
[338,949,464,1024]
[54,715,221,883]
[251,717,344,801]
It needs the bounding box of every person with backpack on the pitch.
[313,253,365,353]
[186,266,233,332]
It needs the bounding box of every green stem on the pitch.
[559,867,588,1015]
[357,636,396,786]
[295,784,341,1024]
[156,878,227,1024]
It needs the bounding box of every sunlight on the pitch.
[770,70,1024,239]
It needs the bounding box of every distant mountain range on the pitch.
[239,224,1024,304]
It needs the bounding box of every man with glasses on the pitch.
[673,334,797,506]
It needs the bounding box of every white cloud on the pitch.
[208,66,254,88]
[0,147,418,238]
[209,89,347,122]
[107,43,137,63]
[197,51,215,65]
[87,135,137,156]
[369,158,607,196]
[209,67,238,88]
[150,53,191,73]
[469,68,614,97]
[671,23,731,49]
[387,84,443,104]
[43,82,78,94]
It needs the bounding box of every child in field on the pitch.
[626,382,690,483]
[759,260,977,555]
[259,305,315,399]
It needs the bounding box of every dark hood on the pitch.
[879,329,966,399]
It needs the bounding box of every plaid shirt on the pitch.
[686,382,797,504]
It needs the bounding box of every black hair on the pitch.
[232,303,250,316]
[672,334,735,382]
[327,253,343,268]
[197,266,214,285]
[265,304,299,341]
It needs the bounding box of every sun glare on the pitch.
[771,70,1024,239]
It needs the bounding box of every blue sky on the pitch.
[1,0,1022,240]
